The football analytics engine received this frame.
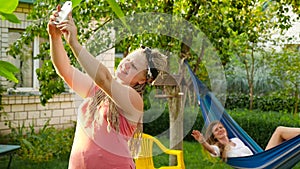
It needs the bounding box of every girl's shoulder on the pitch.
[230,137,248,147]
[230,137,244,144]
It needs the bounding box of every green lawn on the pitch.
[1,141,299,169]
[153,141,232,169]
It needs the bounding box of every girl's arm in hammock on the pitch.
[191,130,217,156]
[201,142,218,156]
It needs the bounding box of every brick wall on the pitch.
[0,93,81,135]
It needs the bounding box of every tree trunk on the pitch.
[249,47,255,110]
[294,84,299,115]
[249,82,253,110]
[245,47,255,110]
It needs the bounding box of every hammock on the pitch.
[185,60,300,169]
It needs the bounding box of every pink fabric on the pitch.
[68,87,136,169]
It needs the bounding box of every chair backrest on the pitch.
[134,133,185,169]
[134,134,156,169]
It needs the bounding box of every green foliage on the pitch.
[268,47,300,114]
[71,0,81,9]
[0,60,20,83]
[229,109,300,149]
[0,0,20,83]
[0,0,21,119]
[143,111,169,135]
[0,0,20,23]
[143,105,204,141]
[225,93,299,113]
[7,0,300,108]
[5,119,75,162]
[36,60,65,105]
[8,0,116,105]
[225,51,284,95]
[106,0,130,32]
[0,0,18,14]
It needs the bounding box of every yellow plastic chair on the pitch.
[134,133,185,169]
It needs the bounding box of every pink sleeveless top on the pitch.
[68,87,137,169]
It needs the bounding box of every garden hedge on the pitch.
[144,109,299,149]
[225,93,299,113]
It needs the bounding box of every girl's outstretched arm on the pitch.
[48,7,93,98]
[55,14,143,123]
[191,130,217,156]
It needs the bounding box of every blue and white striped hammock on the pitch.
[185,60,300,169]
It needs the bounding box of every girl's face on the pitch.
[212,123,228,140]
[116,51,148,86]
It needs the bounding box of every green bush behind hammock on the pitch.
[144,108,300,149]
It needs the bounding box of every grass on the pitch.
[153,141,232,169]
[2,141,299,169]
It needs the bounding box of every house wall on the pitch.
[0,93,79,135]
[0,2,115,135]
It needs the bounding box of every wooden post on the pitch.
[153,72,185,166]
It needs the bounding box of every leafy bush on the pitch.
[230,109,300,148]
[143,104,170,136]
[36,60,65,106]
[5,120,75,162]
[225,93,299,113]
[143,103,204,141]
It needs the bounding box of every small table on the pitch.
[0,144,21,169]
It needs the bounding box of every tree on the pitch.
[226,52,283,95]
[9,0,299,105]
[190,0,300,110]
[269,45,300,114]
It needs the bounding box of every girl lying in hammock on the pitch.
[191,121,300,161]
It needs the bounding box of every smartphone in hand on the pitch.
[54,1,72,24]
